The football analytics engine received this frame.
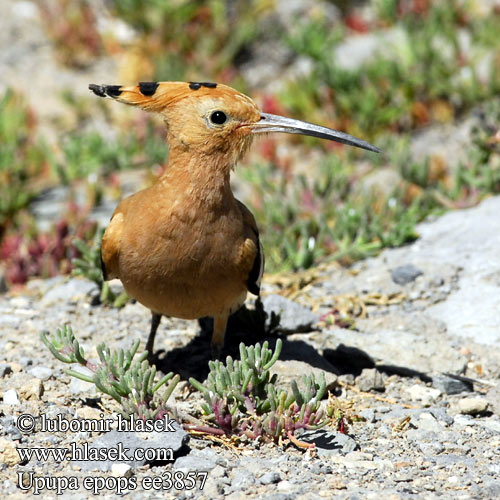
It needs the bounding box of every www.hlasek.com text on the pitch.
[17,441,174,463]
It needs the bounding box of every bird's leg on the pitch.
[146,312,162,357]
[211,313,228,360]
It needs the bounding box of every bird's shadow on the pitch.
[151,302,437,385]
[152,300,337,381]
[152,301,278,381]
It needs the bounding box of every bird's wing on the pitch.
[100,209,124,281]
[237,200,264,296]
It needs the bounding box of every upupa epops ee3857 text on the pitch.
[89,80,380,359]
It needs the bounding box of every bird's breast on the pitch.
[117,200,248,318]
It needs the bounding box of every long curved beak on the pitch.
[251,112,381,153]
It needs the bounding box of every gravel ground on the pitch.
[2,196,500,499]
[2,1,500,497]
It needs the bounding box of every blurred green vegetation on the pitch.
[57,127,169,183]
[0,91,52,237]
[109,0,274,80]
[72,230,129,308]
[241,156,423,270]
[2,0,500,285]
[283,2,500,138]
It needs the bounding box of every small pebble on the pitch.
[18,357,33,368]
[458,397,489,416]
[111,463,132,477]
[408,384,441,405]
[259,472,282,485]
[28,366,53,381]
[356,368,385,392]
[417,412,444,433]
[0,364,12,377]
[19,379,44,400]
[1,417,22,440]
[0,437,21,465]
[419,441,445,455]
[75,407,103,420]
[9,362,23,373]
[360,409,376,423]
[277,480,293,492]
[391,264,423,285]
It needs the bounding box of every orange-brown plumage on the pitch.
[89,80,379,358]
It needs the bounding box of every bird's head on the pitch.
[89,81,380,164]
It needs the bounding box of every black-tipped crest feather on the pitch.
[88,84,122,98]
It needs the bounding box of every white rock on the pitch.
[69,375,96,396]
[277,480,293,492]
[28,367,52,381]
[418,412,444,433]
[111,463,132,477]
[458,397,489,416]
[408,385,441,405]
[2,389,19,405]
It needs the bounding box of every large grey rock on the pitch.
[41,278,98,306]
[322,323,465,374]
[323,196,500,378]
[432,374,473,395]
[262,294,318,333]
[415,197,500,344]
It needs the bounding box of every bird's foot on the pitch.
[211,343,223,361]
[146,349,156,365]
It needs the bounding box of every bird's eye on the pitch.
[210,111,227,125]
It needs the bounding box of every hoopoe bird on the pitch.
[89,81,380,359]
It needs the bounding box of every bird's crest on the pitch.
[88,81,253,113]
